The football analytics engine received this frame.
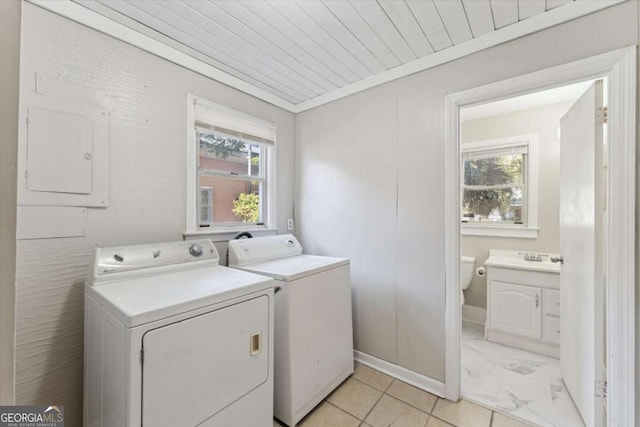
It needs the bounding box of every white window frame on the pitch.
[186,94,277,234]
[461,134,538,238]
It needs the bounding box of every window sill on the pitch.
[184,227,279,242]
[461,225,539,239]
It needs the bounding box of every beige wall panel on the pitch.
[295,1,637,381]
[296,92,399,363]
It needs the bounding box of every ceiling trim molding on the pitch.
[28,0,625,114]
[26,0,299,112]
[292,0,626,112]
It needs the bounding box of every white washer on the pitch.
[228,234,353,426]
[84,239,274,427]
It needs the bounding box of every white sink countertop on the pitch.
[485,249,561,273]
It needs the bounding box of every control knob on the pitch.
[189,243,203,257]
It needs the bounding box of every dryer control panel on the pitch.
[88,239,219,285]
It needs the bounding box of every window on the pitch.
[461,135,538,238]
[187,96,276,231]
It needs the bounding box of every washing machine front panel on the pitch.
[287,264,353,415]
[141,295,269,427]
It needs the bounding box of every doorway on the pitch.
[444,47,636,427]
[458,79,603,427]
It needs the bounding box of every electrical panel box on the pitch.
[27,107,93,194]
[19,91,109,207]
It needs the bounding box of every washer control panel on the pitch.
[228,234,303,267]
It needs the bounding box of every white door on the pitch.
[142,296,269,427]
[489,282,541,339]
[559,80,605,427]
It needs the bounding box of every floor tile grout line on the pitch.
[379,382,438,416]
[429,396,439,414]
[463,394,535,426]
[351,369,441,415]
[382,391,436,417]
[324,400,363,423]
[360,385,388,423]
[428,412,462,427]
[350,374,393,393]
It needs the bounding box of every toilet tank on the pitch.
[460,256,476,290]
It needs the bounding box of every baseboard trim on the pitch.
[486,329,559,358]
[353,350,445,398]
[462,305,486,327]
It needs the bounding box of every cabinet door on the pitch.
[543,315,561,345]
[490,282,541,339]
[543,289,561,317]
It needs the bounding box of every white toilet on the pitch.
[460,256,476,304]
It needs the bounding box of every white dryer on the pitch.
[228,234,353,426]
[84,239,274,427]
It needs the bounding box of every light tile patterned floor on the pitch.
[273,362,535,427]
[461,324,583,427]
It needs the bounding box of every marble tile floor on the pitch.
[461,323,585,427]
[274,361,537,427]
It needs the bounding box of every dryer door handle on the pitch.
[250,331,262,356]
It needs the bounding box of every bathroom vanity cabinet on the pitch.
[485,250,561,358]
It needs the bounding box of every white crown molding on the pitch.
[26,0,626,114]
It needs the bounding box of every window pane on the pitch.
[464,154,524,186]
[248,143,261,177]
[199,175,261,225]
[462,188,523,223]
[200,187,213,224]
[199,131,261,177]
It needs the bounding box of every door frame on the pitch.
[444,46,636,426]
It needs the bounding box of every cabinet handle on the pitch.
[535,294,539,308]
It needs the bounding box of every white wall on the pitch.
[460,101,573,308]
[0,0,20,405]
[14,4,295,426]
[296,1,638,383]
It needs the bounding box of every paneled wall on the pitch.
[15,4,295,425]
[460,102,572,308]
[296,1,638,382]
[0,0,21,405]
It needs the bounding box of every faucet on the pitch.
[523,252,542,262]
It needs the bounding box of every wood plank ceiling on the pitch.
[73,0,577,105]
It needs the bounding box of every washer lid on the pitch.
[232,254,349,282]
[86,266,273,327]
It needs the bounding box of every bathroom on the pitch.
[458,81,605,427]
